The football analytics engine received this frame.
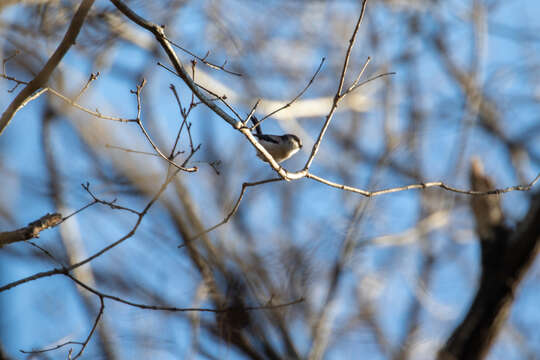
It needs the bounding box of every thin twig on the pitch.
[256,57,325,126]
[27,241,62,265]
[67,274,302,313]
[169,84,187,158]
[47,87,132,122]
[73,72,100,102]
[163,35,242,76]
[72,297,105,360]
[20,341,84,355]
[0,73,28,93]
[168,83,200,159]
[82,183,141,215]
[243,99,261,125]
[2,50,20,74]
[157,61,242,122]
[105,144,161,157]
[180,178,283,245]
[344,56,371,94]
[131,79,198,172]
[350,72,396,92]
[20,297,105,358]
[193,80,244,122]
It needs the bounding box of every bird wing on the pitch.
[250,116,265,137]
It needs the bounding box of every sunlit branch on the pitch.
[306,172,540,197]
[0,213,62,248]
[47,86,132,122]
[74,71,100,102]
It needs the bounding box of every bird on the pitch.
[250,116,302,163]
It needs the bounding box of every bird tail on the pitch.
[250,116,263,137]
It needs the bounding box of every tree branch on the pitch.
[0,213,62,248]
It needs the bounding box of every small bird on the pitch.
[251,116,302,163]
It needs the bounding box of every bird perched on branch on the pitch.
[250,116,302,163]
